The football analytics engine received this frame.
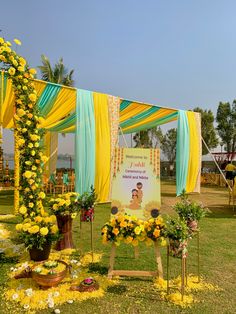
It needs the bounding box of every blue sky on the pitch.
[1,0,236,153]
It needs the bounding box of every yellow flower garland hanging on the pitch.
[0,37,57,245]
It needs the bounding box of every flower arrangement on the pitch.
[0,37,53,252]
[77,186,97,210]
[49,192,80,218]
[33,260,66,275]
[174,190,206,233]
[101,214,166,247]
[15,215,59,250]
[164,216,189,258]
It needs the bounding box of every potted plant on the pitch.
[164,216,189,258]
[49,192,80,250]
[174,190,206,233]
[15,216,59,261]
[77,186,97,222]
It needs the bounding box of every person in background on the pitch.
[225,161,236,183]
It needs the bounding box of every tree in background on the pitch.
[133,127,163,148]
[160,128,177,164]
[216,101,236,160]
[38,55,75,86]
[193,107,218,155]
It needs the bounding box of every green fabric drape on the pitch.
[75,89,95,194]
[37,84,61,117]
[176,110,190,195]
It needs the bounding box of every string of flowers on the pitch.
[101,214,166,247]
[0,37,58,248]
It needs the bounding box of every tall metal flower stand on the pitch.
[166,231,200,301]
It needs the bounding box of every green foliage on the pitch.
[18,231,59,250]
[77,186,97,210]
[38,55,75,86]
[193,107,218,155]
[164,216,189,241]
[133,127,163,148]
[160,128,177,162]
[216,101,236,158]
[174,190,206,222]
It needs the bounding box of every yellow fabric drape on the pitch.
[43,131,58,177]
[119,102,150,123]
[122,108,177,133]
[93,92,111,202]
[2,78,15,128]
[41,88,76,129]
[186,112,201,193]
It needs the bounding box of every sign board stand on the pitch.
[108,242,163,279]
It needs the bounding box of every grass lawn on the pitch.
[0,181,236,314]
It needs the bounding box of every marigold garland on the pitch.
[0,37,58,248]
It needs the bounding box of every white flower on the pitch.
[77,262,82,266]
[67,299,74,304]
[70,259,78,264]
[54,309,60,314]
[48,301,54,308]
[25,288,33,296]
[34,267,42,273]
[53,291,60,297]
[10,267,15,271]
[12,293,19,300]
[23,304,29,309]
[48,293,53,298]
[72,274,78,279]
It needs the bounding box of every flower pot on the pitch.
[56,214,74,250]
[187,220,198,233]
[29,243,51,261]
[169,239,187,258]
[80,207,94,222]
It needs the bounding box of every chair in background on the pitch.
[68,171,75,192]
[53,172,65,195]
[48,173,57,194]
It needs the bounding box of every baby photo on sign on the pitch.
[111,148,161,220]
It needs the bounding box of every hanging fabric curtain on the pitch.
[176,110,201,195]
[43,131,58,177]
[93,92,111,202]
[75,89,95,195]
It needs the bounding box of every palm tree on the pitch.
[38,55,74,86]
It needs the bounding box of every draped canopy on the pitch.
[0,71,201,201]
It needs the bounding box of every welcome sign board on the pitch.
[111,148,161,220]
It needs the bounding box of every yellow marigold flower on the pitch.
[22,86,28,91]
[28,143,33,148]
[28,225,40,234]
[30,134,38,141]
[29,93,37,102]
[40,227,49,236]
[0,37,4,44]
[25,161,32,166]
[34,142,39,148]
[31,165,37,171]
[8,67,16,76]
[5,46,11,53]
[19,205,27,215]
[153,229,160,238]
[14,38,22,45]
[65,200,71,206]
[112,228,119,236]
[51,224,58,234]
[29,68,37,75]
[22,128,27,133]
[35,216,43,223]
[18,138,25,146]
[28,202,34,208]
[132,239,139,247]
[44,217,52,224]
[29,179,35,185]
[35,159,40,164]
[53,204,58,210]
[26,120,31,126]
[23,223,31,232]
[134,226,142,235]
[17,108,25,117]
[31,150,36,156]
[0,55,7,62]
[6,41,11,46]
[120,221,127,228]
[13,60,18,67]
[18,66,24,72]
[19,57,26,66]
[71,213,77,219]
[41,155,49,163]
[15,223,23,231]
[50,215,57,223]
[125,236,133,244]
[27,113,33,119]
[24,171,32,179]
